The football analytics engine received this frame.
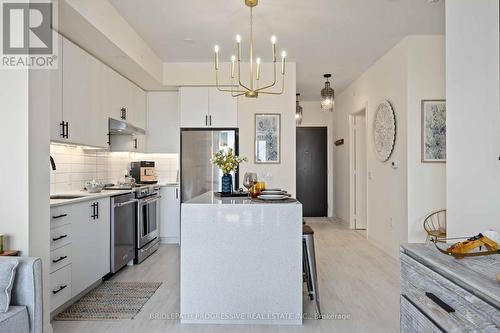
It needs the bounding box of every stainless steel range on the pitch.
[135,185,160,263]
[107,184,160,272]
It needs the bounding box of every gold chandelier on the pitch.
[213,0,287,98]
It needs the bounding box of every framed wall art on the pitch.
[421,100,446,163]
[255,113,281,164]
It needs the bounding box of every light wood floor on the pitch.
[52,218,400,333]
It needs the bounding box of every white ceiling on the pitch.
[109,0,445,101]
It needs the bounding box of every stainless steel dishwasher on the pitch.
[110,192,138,273]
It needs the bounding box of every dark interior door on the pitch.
[296,127,328,217]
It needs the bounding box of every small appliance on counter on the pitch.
[131,161,158,184]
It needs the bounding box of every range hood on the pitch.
[108,118,146,135]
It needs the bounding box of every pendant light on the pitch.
[296,93,303,125]
[320,74,335,112]
[213,0,287,98]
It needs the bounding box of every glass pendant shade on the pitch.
[320,74,335,112]
[296,93,303,125]
[295,103,303,125]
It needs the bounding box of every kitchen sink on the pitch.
[50,194,87,200]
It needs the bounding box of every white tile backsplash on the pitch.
[50,144,179,193]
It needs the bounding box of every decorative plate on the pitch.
[373,100,396,162]
[257,194,289,201]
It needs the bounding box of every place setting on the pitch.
[243,172,297,203]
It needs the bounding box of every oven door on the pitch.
[138,195,160,248]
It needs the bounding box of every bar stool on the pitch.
[303,224,321,319]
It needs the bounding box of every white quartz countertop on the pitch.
[50,182,179,207]
[50,189,132,207]
[184,191,300,205]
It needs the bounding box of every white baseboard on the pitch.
[160,237,180,244]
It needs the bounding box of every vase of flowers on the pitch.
[211,148,247,194]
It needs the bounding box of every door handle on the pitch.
[52,285,67,294]
[52,256,67,263]
[52,214,67,219]
[52,235,68,241]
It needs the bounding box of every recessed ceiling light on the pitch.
[183,38,195,44]
[427,0,440,3]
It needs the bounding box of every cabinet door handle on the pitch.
[59,121,65,138]
[52,256,67,263]
[133,138,138,149]
[52,235,68,241]
[91,202,96,219]
[64,122,69,139]
[52,214,67,219]
[52,285,67,294]
[175,188,178,199]
[121,107,127,120]
[96,202,99,219]
[205,115,208,126]
[209,115,212,126]
[425,292,455,313]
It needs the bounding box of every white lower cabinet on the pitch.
[159,186,181,244]
[71,198,110,296]
[50,264,72,311]
[49,198,110,312]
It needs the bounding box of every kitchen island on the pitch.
[180,192,303,325]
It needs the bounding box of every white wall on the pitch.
[333,36,446,257]
[238,64,297,196]
[446,0,500,237]
[334,39,408,258]
[407,36,446,242]
[298,101,335,217]
[0,69,30,253]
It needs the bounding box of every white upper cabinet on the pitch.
[179,87,237,128]
[62,38,108,148]
[101,64,126,122]
[147,91,180,153]
[128,82,147,129]
[50,34,63,142]
[208,87,238,128]
[179,87,209,128]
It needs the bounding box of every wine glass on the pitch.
[243,172,258,197]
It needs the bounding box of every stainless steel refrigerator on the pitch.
[180,129,239,202]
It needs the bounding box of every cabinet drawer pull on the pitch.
[52,214,67,219]
[52,285,67,294]
[52,256,67,263]
[425,292,455,313]
[52,235,68,241]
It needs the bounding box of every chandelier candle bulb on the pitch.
[281,51,287,75]
[256,57,261,80]
[271,35,277,61]
[231,55,236,78]
[214,45,220,70]
[236,35,242,61]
